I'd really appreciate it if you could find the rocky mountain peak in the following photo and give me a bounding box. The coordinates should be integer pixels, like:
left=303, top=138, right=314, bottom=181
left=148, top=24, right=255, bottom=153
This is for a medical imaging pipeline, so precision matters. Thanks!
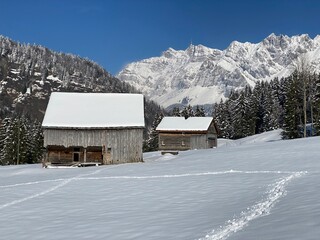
left=117, top=34, right=320, bottom=109
left=186, top=44, right=213, bottom=57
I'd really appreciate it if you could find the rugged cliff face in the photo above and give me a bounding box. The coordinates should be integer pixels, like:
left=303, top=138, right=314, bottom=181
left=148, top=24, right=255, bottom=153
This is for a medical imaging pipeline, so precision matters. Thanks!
left=117, top=34, right=320, bottom=109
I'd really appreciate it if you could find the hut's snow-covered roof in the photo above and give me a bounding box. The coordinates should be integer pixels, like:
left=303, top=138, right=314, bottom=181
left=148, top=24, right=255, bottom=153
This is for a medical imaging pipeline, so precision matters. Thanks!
left=42, top=92, right=145, bottom=129
left=156, top=117, right=213, bottom=131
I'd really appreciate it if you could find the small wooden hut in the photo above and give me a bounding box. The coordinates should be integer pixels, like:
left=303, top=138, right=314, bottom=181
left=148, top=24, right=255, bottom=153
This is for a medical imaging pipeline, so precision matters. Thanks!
left=156, top=117, right=218, bottom=151
left=42, top=92, right=145, bottom=166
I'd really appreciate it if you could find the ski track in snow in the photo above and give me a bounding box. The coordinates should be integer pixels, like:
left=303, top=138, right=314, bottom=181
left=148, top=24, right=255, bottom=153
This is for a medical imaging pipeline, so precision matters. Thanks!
left=197, top=171, right=306, bottom=240
left=0, top=165, right=120, bottom=210
left=75, top=170, right=303, bottom=180
left=0, top=177, right=74, bottom=210
left=0, top=170, right=298, bottom=189
left=0, top=167, right=307, bottom=240
left=0, top=178, right=68, bottom=189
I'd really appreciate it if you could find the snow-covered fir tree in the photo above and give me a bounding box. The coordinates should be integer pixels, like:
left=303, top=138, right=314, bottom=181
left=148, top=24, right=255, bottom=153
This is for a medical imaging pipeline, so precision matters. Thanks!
left=313, top=74, right=320, bottom=135
left=25, top=120, right=44, bottom=164
left=171, top=107, right=181, bottom=116
left=144, top=112, right=164, bottom=152
left=282, top=72, right=302, bottom=139
left=194, top=105, right=206, bottom=117
left=181, top=105, right=194, bottom=119
left=0, top=116, right=44, bottom=165
left=214, top=71, right=320, bottom=140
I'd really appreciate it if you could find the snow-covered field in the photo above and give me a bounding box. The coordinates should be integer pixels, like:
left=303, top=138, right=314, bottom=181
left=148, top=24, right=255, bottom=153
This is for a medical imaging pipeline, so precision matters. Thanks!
left=1, top=130, right=319, bottom=240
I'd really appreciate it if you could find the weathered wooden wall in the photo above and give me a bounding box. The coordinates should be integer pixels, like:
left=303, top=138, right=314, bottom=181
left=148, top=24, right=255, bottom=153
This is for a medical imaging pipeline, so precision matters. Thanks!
left=47, top=149, right=75, bottom=164
left=44, top=128, right=144, bottom=164
left=158, top=133, right=190, bottom=151
left=159, top=132, right=217, bottom=151
left=208, top=121, right=218, bottom=134
left=190, top=135, right=207, bottom=149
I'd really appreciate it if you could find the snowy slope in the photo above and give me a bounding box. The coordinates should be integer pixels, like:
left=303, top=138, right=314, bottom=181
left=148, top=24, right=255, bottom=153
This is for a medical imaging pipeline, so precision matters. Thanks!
left=218, top=129, right=283, bottom=147
left=1, top=131, right=320, bottom=240
left=117, top=34, right=320, bottom=108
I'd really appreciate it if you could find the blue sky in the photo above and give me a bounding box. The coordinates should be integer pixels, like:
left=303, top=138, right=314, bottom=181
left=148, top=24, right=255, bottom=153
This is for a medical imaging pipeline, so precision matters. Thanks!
left=1, top=0, right=319, bottom=74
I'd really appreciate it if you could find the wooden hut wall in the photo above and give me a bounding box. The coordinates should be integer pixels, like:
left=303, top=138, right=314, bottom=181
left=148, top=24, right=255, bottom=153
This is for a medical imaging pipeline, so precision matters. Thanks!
left=44, top=128, right=144, bottom=164
left=208, top=121, right=217, bottom=134
left=207, top=133, right=217, bottom=148
left=159, top=132, right=218, bottom=151
left=158, top=133, right=191, bottom=151
left=190, top=135, right=208, bottom=149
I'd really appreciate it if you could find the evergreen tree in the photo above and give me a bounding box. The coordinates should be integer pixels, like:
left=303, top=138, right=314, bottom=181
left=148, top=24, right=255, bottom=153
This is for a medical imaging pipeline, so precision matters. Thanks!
left=314, top=74, right=320, bottom=135
left=270, top=78, right=285, bottom=128
left=171, top=107, right=181, bottom=116
left=11, top=117, right=28, bottom=164
left=0, top=116, right=44, bottom=165
left=25, top=120, right=44, bottom=163
left=181, top=105, right=194, bottom=119
left=221, top=99, right=234, bottom=139
left=254, top=81, right=269, bottom=133
left=144, top=112, right=164, bottom=152
left=262, top=82, right=280, bottom=131
left=231, top=91, right=252, bottom=139
left=194, top=105, right=205, bottom=117
left=0, top=118, right=15, bottom=165
left=307, top=73, right=317, bottom=136
left=0, top=118, right=11, bottom=165
left=282, top=73, right=302, bottom=139
left=213, top=100, right=225, bottom=138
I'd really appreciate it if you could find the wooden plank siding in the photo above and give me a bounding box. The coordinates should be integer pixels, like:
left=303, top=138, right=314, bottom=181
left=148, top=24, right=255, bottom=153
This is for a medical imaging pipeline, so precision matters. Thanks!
left=157, top=120, right=218, bottom=151
left=158, top=132, right=217, bottom=151
left=158, top=133, right=191, bottom=151
left=43, top=128, right=144, bottom=165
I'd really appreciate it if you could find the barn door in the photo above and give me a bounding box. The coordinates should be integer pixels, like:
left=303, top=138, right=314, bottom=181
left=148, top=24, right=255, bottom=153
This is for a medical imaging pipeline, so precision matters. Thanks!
left=106, top=148, right=112, bottom=164
left=207, top=137, right=216, bottom=148
left=103, top=145, right=112, bottom=164
left=73, top=147, right=81, bottom=162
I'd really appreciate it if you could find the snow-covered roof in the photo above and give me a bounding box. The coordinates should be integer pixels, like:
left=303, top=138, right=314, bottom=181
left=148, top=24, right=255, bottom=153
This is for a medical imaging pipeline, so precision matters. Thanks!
left=42, top=92, right=145, bottom=129
left=156, top=117, right=213, bottom=131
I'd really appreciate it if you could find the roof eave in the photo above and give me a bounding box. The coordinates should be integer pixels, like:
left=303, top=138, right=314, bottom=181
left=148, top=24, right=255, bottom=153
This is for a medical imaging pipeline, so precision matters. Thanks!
left=42, top=126, right=145, bottom=130
left=157, top=130, right=208, bottom=134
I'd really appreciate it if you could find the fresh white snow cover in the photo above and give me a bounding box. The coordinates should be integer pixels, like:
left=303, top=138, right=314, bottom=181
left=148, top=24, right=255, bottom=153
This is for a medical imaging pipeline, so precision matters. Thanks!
left=156, top=117, right=213, bottom=131
left=46, top=75, right=62, bottom=82
left=42, top=92, right=145, bottom=128
left=1, top=130, right=320, bottom=240
left=218, top=129, right=283, bottom=147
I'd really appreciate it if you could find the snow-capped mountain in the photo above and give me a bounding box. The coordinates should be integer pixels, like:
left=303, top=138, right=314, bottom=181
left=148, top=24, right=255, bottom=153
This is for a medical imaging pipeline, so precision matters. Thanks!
left=117, top=34, right=320, bottom=108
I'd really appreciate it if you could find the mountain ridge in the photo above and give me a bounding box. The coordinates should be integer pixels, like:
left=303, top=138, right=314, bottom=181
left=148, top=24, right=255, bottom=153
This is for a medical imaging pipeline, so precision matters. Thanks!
left=117, top=33, right=320, bottom=109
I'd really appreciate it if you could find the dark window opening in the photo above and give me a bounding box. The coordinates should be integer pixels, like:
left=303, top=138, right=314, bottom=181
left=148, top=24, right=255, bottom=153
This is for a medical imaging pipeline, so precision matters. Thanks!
left=74, top=147, right=80, bottom=152
left=73, top=153, right=80, bottom=162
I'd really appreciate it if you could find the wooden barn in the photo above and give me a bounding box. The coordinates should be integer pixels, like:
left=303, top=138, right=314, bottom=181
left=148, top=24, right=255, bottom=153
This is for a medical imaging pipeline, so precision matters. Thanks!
left=156, top=117, right=218, bottom=151
left=42, top=92, right=145, bottom=166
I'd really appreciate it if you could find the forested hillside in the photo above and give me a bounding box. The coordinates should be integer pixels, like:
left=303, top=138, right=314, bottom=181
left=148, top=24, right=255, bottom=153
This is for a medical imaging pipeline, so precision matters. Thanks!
left=0, top=36, right=132, bottom=118
left=213, top=71, right=320, bottom=139
left=0, top=35, right=161, bottom=164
